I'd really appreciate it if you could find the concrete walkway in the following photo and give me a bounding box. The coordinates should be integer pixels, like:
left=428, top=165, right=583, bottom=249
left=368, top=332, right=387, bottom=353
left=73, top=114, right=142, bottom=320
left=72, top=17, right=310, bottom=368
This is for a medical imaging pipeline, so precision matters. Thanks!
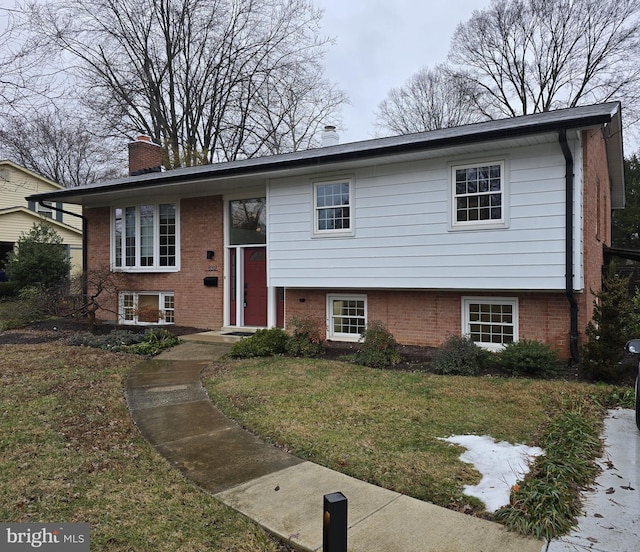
left=124, top=340, right=543, bottom=552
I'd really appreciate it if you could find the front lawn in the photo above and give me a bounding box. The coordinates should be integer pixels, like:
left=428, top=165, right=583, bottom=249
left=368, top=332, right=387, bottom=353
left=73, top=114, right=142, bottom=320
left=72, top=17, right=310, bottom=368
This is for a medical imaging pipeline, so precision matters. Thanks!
left=0, top=343, right=287, bottom=551
left=204, top=356, right=632, bottom=537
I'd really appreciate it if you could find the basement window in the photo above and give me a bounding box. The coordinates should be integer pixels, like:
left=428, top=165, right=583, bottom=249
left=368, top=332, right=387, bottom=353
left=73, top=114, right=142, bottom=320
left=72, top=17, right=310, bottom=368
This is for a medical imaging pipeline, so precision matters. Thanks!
left=327, top=294, right=366, bottom=341
left=119, top=292, right=175, bottom=325
left=462, top=297, right=518, bottom=350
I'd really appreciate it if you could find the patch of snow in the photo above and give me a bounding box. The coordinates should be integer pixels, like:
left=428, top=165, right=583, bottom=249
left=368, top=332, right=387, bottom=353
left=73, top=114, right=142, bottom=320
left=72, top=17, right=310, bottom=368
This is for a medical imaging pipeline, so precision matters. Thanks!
left=441, top=435, right=544, bottom=512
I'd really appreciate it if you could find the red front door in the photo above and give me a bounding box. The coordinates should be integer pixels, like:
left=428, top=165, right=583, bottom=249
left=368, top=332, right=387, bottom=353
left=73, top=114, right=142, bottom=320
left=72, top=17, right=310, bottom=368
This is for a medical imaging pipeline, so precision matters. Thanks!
left=243, top=247, right=267, bottom=326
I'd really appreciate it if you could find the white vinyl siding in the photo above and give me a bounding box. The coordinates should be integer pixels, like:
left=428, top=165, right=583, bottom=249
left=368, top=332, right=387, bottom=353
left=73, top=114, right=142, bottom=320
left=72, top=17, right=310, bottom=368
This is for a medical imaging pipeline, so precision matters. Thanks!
left=0, top=163, right=82, bottom=230
left=268, top=139, right=581, bottom=292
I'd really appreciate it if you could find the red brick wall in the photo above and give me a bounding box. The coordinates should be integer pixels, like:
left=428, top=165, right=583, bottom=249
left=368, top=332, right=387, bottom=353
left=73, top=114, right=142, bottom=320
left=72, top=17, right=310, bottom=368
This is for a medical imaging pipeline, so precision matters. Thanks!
left=285, top=289, right=572, bottom=355
left=84, top=196, right=224, bottom=328
left=283, top=130, right=613, bottom=360
left=85, top=128, right=611, bottom=358
left=579, top=128, right=611, bottom=334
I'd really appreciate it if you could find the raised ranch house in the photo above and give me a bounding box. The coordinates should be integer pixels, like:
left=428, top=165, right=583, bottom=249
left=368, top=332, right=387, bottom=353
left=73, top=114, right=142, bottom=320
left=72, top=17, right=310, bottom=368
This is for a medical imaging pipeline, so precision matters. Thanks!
left=27, top=103, right=624, bottom=361
left=0, top=160, right=83, bottom=275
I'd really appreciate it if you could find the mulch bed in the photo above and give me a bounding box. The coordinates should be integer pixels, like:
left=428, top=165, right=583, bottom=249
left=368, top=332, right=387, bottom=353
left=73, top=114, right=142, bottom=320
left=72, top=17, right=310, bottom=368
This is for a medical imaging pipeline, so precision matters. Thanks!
left=0, top=318, right=204, bottom=346
left=0, top=318, right=611, bottom=382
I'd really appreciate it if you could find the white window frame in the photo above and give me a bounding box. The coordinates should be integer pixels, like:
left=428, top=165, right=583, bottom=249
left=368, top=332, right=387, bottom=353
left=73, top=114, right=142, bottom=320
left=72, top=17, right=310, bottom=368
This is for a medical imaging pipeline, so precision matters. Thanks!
left=111, top=202, right=180, bottom=272
left=37, top=203, right=53, bottom=218
left=462, top=296, right=518, bottom=350
left=313, top=178, right=354, bottom=237
left=118, top=291, right=175, bottom=325
left=449, top=160, right=508, bottom=230
left=327, top=294, right=367, bottom=341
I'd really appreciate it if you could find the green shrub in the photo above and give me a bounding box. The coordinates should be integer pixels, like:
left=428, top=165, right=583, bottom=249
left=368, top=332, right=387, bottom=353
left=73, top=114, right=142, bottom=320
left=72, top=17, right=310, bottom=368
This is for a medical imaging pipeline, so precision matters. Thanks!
left=431, top=335, right=487, bottom=376
left=581, top=266, right=636, bottom=383
left=0, top=285, right=50, bottom=327
left=67, top=328, right=180, bottom=355
left=285, top=316, right=326, bottom=358
left=498, top=340, right=560, bottom=378
left=496, top=405, right=602, bottom=540
left=0, top=281, right=18, bottom=298
left=353, top=320, right=402, bottom=368
left=228, top=328, right=289, bottom=358
left=5, top=221, right=70, bottom=291
left=128, top=328, right=181, bottom=355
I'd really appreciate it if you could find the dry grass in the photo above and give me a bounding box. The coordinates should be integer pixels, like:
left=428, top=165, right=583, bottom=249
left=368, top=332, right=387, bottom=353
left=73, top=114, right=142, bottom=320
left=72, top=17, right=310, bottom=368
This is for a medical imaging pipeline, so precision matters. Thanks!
left=204, top=356, right=614, bottom=515
left=0, top=343, right=286, bottom=551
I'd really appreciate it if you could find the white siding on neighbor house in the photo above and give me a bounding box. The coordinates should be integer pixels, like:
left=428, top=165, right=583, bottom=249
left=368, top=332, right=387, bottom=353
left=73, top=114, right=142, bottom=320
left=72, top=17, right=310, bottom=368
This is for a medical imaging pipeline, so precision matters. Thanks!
left=0, top=211, right=47, bottom=243
left=0, top=211, right=84, bottom=274
left=267, top=140, right=580, bottom=291
left=0, top=163, right=83, bottom=231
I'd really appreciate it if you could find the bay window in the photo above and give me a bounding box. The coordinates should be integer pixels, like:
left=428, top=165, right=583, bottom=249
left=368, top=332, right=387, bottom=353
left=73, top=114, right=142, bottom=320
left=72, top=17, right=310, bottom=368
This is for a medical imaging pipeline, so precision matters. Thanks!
left=113, top=202, right=178, bottom=270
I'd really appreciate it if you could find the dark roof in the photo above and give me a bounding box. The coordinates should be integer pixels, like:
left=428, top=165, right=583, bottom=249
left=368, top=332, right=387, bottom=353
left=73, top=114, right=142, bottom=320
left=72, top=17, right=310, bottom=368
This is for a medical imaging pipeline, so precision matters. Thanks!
left=28, top=102, right=624, bottom=205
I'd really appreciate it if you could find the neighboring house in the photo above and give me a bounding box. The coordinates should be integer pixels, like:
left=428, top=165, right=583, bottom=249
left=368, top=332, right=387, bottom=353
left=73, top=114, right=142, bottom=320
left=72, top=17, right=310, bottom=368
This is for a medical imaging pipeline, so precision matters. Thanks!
left=0, top=160, right=84, bottom=275
left=27, top=103, right=625, bottom=361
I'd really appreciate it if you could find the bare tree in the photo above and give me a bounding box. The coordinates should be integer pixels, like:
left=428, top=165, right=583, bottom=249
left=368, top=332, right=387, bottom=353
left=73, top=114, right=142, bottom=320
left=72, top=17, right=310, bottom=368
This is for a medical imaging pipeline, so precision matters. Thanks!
left=0, top=107, right=125, bottom=187
left=449, top=0, right=640, bottom=120
left=375, top=64, right=483, bottom=136
left=244, top=64, right=347, bottom=154
left=63, top=265, right=127, bottom=330
left=19, top=0, right=346, bottom=168
left=0, top=3, right=60, bottom=117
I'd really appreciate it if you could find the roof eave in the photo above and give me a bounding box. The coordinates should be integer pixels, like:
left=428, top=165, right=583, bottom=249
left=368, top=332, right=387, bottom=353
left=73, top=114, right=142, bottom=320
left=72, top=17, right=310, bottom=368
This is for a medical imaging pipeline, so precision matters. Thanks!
left=26, top=103, right=623, bottom=205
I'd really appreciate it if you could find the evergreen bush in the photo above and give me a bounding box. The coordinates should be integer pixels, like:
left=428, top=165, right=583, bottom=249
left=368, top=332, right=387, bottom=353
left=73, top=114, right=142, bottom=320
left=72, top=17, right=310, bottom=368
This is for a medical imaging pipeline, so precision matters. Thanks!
left=581, top=266, right=635, bottom=383
left=498, top=339, right=560, bottom=378
left=353, top=320, right=402, bottom=368
left=5, top=222, right=70, bottom=291
left=0, top=281, right=18, bottom=298
left=431, top=335, right=487, bottom=376
left=228, top=328, right=289, bottom=358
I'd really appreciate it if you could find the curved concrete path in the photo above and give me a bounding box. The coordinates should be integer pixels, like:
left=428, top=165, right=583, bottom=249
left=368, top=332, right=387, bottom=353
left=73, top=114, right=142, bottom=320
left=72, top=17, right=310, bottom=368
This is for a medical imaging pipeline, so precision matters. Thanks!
left=124, top=341, right=542, bottom=552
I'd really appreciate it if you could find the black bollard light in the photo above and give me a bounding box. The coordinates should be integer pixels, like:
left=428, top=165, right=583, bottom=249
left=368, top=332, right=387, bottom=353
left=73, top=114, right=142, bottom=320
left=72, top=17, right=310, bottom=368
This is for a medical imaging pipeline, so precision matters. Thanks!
left=323, top=492, right=347, bottom=552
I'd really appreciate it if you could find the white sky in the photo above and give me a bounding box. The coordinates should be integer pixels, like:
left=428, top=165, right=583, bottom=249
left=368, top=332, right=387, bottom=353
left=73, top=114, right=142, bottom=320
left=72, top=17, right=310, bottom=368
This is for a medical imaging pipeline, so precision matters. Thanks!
left=314, top=0, right=491, bottom=143
left=0, top=0, right=490, bottom=146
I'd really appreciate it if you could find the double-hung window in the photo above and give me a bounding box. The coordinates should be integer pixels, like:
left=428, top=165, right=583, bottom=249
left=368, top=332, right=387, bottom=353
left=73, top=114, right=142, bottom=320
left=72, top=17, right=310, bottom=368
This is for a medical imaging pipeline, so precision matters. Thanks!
left=327, top=294, right=366, bottom=341
left=314, top=179, right=353, bottom=235
left=462, top=297, right=518, bottom=350
left=452, top=161, right=506, bottom=229
left=113, top=202, right=178, bottom=270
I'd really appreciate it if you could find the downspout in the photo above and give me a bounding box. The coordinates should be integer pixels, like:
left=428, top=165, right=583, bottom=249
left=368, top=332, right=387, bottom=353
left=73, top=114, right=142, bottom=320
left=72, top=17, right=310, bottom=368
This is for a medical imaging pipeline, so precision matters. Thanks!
left=39, top=201, right=88, bottom=308
left=558, top=130, right=580, bottom=363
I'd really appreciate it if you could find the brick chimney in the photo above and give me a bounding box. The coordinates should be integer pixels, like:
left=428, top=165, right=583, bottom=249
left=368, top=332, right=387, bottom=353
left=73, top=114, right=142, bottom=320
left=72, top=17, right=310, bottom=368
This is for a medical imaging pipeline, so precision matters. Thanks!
left=128, top=135, right=163, bottom=176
